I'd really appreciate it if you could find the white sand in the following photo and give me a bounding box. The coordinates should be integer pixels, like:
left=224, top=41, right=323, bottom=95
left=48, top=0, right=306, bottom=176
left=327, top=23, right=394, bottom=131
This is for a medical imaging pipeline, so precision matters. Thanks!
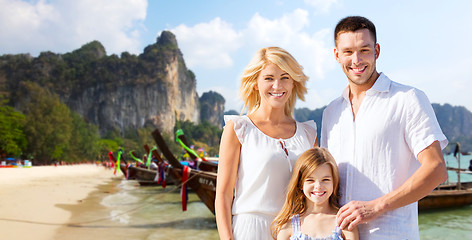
left=0, top=165, right=117, bottom=240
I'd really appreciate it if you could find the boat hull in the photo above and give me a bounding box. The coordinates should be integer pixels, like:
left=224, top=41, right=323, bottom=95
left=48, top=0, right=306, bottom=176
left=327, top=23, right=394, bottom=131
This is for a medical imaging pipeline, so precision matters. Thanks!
left=419, top=182, right=472, bottom=210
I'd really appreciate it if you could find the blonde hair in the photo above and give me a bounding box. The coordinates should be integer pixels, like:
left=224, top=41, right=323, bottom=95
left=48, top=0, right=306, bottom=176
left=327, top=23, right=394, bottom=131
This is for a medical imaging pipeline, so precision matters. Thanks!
left=239, top=46, right=308, bottom=117
left=271, top=147, right=341, bottom=239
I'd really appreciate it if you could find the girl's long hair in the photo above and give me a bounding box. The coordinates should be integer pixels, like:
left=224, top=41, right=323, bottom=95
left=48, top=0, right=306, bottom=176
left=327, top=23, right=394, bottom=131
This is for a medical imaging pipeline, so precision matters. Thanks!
left=271, top=147, right=341, bottom=239
left=239, top=46, right=308, bottom=117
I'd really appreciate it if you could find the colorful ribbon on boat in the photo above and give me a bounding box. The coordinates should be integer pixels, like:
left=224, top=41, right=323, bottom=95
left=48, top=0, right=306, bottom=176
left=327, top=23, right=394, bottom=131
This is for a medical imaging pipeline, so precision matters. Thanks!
left=158, top=162, right=167, bottom=188
left=181, top=165, right=190, bottom=211
left=108, top=151, right=115, bottom=169
left=175, top=129, right=207, bottom=162
left=146, top=146, right=158, bottom=168
left=153, top=162, right=167, bottom=188
left=129, top=151, right=144, bottom=164
left=125, top=162, right=131, bottom=179
left=114, top=150, right=122, bottom=175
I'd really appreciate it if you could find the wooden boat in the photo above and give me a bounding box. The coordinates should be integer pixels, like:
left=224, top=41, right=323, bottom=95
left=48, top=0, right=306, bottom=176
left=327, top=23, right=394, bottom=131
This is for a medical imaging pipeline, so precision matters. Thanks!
left=152, top=128, right=217, bottom=214
left=419, top=181, right=472, bottom=210
left=125, top=164, right=178, bottom=186
left=419, top=145, right=472, bottom=210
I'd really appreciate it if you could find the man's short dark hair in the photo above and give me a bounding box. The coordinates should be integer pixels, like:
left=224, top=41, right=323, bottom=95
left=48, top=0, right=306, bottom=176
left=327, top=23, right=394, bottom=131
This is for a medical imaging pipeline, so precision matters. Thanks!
left=334, top=16, right=376, bottom=46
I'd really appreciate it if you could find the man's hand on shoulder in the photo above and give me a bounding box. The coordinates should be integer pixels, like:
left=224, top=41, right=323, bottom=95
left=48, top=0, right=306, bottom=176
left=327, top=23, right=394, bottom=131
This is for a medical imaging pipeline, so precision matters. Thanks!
left=336, top=199, right=385, bottom=230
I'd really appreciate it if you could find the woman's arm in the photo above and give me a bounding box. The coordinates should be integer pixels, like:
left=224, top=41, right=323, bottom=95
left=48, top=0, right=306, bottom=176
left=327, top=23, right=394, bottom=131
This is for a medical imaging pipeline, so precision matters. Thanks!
left=215, top=120, right=241, bottom=240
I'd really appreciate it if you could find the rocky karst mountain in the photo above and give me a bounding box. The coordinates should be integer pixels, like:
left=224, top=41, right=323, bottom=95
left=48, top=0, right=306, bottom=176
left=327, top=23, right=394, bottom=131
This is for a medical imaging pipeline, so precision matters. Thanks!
left=0, top=31, right=224, bottom=135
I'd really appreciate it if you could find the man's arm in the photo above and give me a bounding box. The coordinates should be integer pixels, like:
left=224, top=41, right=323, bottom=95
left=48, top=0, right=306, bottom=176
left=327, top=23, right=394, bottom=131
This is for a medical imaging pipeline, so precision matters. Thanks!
left=336, top=140, right=447, bottom=230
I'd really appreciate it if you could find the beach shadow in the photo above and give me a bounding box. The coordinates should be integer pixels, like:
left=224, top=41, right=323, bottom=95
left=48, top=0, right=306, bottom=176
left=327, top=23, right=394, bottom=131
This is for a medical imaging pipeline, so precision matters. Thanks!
left=68, top=217, right=216, bottom=230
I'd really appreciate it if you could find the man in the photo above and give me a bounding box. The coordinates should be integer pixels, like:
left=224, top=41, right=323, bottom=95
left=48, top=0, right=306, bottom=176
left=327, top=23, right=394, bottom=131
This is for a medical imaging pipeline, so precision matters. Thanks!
left=320, top=16, right=448, bottom=239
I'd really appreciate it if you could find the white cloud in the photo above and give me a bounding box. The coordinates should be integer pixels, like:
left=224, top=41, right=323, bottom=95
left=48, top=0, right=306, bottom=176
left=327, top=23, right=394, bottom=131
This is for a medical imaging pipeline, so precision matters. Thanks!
left=0, top=0, right=147, bottom=55
left=304, top=0, right=339, bottom=13
left=174, top=9, right=336, bottom=111
left=243, top=9, right=334, bottom=80
left=170, top=18, right=241, bottom=69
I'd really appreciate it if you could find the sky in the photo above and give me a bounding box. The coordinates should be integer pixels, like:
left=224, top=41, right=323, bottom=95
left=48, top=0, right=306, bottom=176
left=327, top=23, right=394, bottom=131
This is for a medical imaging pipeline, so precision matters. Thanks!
left=1, top=0, right=471, bottom=112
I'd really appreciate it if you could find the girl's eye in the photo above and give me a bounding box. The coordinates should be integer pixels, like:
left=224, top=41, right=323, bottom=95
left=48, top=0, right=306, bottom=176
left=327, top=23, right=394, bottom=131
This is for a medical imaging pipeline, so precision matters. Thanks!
left=264, top=77, right=273, bottom=81
left=281, top=76, right=290, bottom=80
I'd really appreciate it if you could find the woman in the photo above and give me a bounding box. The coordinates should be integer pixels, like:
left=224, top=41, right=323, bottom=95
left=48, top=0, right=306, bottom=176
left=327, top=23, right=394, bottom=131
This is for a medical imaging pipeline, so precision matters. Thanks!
left=215, top=46, right=318, bottom=239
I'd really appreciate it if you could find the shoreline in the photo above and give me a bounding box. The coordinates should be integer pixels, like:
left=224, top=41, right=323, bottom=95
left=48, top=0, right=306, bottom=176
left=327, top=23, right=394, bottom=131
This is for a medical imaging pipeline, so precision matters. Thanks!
left=0, top=164, right=119, bottom=240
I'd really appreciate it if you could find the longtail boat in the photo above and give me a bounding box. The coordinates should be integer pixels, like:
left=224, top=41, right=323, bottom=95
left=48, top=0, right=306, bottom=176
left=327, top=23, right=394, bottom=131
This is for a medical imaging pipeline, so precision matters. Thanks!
left=122, top=145, right=175, bottom=186
left=152, top=128, right=217, bottom=214
left=418, top=181, right=472, bottom=210
left=419, top=143, right=472, bottom=210
left=108, top=151, right=132, bottom=179
left=175, top=129, right=218, bottom=172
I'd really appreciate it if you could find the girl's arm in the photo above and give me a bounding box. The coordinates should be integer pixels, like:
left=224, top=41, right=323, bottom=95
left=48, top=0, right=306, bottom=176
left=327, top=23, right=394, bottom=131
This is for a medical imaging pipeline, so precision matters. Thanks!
left=215, top=120, right=241, bottom=240
left=342, top=226, right=359, bottom=240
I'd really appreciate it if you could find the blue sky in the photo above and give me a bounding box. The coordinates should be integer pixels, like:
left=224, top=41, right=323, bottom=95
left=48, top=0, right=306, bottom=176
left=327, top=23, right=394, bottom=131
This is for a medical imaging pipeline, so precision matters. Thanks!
left=1, top=0, right=471, bottom=112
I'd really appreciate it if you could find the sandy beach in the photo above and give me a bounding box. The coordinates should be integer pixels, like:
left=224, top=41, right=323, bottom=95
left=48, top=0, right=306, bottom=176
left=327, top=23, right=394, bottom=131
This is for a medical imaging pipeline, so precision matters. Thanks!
left=0, top=164, right=117, bottom=240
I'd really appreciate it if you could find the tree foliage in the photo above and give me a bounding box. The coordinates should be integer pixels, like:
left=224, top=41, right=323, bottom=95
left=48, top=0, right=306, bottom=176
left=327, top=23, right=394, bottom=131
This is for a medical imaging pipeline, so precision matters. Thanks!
left=0, top=100, right=26, bottom=157
left=66, top=112, right=101, bottom=162
left=21, top=82, right=72, bottom=164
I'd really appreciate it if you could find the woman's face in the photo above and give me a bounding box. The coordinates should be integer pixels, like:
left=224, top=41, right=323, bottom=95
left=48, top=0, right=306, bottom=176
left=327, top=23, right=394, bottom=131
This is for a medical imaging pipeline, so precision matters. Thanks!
left=255, top=62, right=294, bottom=110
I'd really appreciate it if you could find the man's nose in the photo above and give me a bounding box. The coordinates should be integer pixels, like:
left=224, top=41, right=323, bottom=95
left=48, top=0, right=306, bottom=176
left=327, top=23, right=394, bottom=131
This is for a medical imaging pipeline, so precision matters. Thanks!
left=352, top=51, right=361, bottom=65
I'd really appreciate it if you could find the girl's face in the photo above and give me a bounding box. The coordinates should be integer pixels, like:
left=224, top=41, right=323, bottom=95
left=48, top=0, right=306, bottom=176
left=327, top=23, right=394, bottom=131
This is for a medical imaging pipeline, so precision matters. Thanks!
left=302, top=163, right=334, bottom=207
left=255, top=62, right=294, bottom=110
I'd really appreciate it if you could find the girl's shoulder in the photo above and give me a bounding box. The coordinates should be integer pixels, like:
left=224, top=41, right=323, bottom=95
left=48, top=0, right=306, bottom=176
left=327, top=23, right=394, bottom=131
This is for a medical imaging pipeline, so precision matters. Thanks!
left=341, top=226, right=359, bottom=240
left=277, top=220, right=294, bottom=240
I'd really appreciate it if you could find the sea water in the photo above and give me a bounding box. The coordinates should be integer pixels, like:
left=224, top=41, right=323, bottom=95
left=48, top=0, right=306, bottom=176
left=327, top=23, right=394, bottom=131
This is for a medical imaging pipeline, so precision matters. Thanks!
left=419, top=154, right=472, bottom=239
left=83, top=154, right=472, bottom=240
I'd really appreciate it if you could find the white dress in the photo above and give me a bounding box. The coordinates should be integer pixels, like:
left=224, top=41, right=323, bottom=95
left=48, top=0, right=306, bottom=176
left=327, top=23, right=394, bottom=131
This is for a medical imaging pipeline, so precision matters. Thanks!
left=224, top=115, right=317, bottom=240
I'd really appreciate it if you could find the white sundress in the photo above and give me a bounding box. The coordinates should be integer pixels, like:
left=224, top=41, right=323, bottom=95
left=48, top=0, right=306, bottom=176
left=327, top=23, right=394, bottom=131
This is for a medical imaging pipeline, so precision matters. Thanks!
left=224, top=115, right=317, bottom=240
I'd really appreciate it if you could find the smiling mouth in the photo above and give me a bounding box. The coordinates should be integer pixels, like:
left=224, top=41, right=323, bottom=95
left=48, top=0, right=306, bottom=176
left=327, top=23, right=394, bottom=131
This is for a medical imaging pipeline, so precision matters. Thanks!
left=269, top=92, right=285, bottom=97
left=351, top=66, right=367, bottom=74
left=312, top=191, right=326, bottom=197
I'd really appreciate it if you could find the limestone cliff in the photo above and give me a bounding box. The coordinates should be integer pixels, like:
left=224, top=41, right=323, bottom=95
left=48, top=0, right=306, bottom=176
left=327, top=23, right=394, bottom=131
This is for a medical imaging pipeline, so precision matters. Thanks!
left=200, top=91, right=225, bottom=129
left=0, top=31, right=202, bottom=135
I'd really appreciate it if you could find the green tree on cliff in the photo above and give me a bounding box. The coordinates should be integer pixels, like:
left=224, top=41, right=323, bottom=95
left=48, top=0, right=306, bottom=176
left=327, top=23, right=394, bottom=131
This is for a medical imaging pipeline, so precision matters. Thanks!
left=0, top=100, right=26, bottom=157
left=21, top=82, right=72, bottom=164
left=66, top=112, right=101, bottom=162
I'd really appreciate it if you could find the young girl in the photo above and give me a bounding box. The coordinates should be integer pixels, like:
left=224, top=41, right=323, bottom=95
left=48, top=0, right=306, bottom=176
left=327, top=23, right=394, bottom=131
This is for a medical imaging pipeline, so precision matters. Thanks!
left=272, top=147, right=358, bottom=240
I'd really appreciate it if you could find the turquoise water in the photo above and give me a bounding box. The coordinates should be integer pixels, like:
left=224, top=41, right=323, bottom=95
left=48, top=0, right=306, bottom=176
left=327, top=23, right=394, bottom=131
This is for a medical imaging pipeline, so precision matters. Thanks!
left=419, top=154, right=472, bottom=239
left=70, top=154, right=472, bottom=239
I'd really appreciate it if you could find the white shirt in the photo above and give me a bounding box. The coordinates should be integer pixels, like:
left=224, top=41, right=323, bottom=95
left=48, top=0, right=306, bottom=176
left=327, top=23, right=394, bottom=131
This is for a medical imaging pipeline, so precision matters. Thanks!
left=321, top=73, right=448, bottom=240
left=224, top=115, right=317, bottom=216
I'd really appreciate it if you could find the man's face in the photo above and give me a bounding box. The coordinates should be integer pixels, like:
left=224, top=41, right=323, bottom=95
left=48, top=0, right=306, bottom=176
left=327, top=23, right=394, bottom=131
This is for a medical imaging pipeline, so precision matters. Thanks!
left=334, top=29, right=380, bottom=87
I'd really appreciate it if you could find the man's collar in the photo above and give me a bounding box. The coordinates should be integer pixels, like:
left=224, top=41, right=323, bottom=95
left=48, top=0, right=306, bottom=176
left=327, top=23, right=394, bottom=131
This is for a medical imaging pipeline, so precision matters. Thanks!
left=342, top=72, right=391, bottom=101
left=368, top=72, right=390, bottom=94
